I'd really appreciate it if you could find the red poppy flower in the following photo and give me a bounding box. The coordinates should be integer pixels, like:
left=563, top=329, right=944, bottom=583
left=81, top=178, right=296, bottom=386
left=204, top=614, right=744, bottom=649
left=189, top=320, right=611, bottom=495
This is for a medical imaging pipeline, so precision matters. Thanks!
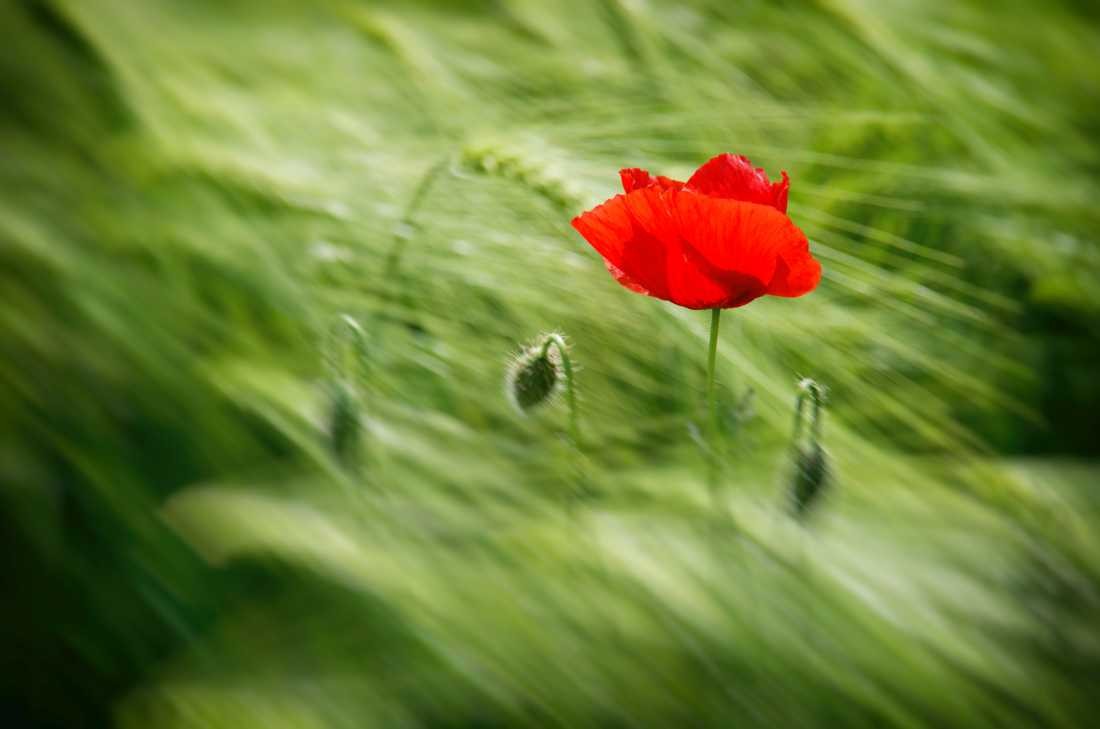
left=571, top=153, right=821, bottom=309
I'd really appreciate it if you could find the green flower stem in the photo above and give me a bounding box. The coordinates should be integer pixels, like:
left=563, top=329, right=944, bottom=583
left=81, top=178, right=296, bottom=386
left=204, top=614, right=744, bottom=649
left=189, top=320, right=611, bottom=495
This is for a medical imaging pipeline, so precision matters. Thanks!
left=706, top=308, right=722, bottom=496
left=540, top=333, right=580, bottom=448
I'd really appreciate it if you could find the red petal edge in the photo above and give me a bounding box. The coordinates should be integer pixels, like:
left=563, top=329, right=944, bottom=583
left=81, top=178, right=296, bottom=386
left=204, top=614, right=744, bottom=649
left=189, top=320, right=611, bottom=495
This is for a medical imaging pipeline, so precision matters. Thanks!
left=620, top=168, right=684, bottom=193
left=604, top=260, right=649, bottom=294
left=767, top=243, right=821, bottom=297
left=685, top=153, right=790, bottom=213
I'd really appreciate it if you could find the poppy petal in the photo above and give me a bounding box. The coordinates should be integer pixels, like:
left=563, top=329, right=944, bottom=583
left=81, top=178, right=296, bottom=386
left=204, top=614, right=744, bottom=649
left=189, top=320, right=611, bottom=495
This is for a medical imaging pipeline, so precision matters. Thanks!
left=572, top=188, right=777, bottom=309
left=685, top=153, right=790, bottom=213
left=618, top=188, right=751, bottom=308
left=604, top=260, right=650, bottom=294
left=572, top=190, right=669, bottom=301
left=620, top=168, right=684, bottom=193
left=767, top=245, right=822, bottom=297
left=572, top=188, right=761, bottom=307
left=620, top=168, right=655, bottom=193
left=671, top=191, right=813, bottom=301
left=576, top=155, right=820, bottom=309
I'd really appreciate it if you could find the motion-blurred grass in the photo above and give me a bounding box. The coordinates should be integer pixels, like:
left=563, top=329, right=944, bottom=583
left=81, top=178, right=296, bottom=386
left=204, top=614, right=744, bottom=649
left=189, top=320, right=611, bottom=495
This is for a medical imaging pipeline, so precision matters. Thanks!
left=2, top=0, right=1100, bottom=726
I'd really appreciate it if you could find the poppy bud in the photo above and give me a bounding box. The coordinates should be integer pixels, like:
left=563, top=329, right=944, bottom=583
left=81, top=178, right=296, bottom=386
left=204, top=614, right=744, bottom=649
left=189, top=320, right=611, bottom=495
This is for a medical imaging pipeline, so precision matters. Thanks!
left=505, top=334, right=565, bottom=413
left=787, top=378, right=831, bottom=517
left=328, top=379, right=361, bottom=466
left=324, top=315, right=368, bottom=469
left=790, top=441, right=829, bottom=516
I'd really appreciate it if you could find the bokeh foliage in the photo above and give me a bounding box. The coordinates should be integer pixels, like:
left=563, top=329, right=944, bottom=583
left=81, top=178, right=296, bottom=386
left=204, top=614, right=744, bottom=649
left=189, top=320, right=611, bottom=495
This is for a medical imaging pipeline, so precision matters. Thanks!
left=2, top=0, right=1099, bottom=726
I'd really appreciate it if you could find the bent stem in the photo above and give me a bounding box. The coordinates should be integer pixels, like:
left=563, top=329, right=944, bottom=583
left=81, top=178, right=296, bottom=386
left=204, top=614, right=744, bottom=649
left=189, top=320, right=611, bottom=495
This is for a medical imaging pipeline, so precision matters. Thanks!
left=384, top=156, right=449, bottom=276
left=540, top=333, right=580, bottom=448
left=705, top=308, right=722, bottom=501
left=792, top=378, right=825, bottom=449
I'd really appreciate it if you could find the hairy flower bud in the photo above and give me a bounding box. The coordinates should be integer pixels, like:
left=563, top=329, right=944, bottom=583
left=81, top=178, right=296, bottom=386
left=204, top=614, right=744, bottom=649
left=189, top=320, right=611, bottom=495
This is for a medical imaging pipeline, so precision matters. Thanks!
left=790, top=442, right=829, bottom=516
left=323, top=314, right=369, bottom=469
left=328, top=379, right=361, bottom=466
left=505, top=335, right=564, bottom=413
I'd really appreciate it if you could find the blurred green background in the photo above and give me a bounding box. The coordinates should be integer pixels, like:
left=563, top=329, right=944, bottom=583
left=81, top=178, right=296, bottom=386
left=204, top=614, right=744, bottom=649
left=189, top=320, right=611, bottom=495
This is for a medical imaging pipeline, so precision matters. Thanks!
left=2, top=0, right=1100, bottom=726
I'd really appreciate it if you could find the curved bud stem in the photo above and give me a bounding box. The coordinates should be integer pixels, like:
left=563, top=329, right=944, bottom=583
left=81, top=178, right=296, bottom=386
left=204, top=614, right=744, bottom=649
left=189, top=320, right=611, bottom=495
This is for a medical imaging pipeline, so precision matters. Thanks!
left=540, top=333, right=580, bottom=448
left=810, top=387, right=824, bottom=443
left=327, top=314, right=369, bottom=382
left=385, top=156, right=449, bottom=276
left=798, top=378, right=826, bottom=444
left=339, top=314, right=366, bottom=380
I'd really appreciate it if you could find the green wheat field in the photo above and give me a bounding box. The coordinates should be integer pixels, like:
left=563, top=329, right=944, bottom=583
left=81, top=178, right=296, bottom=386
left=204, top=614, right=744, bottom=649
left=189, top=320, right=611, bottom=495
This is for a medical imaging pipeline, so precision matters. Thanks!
left=2, top=0, right=1100, bottom=726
